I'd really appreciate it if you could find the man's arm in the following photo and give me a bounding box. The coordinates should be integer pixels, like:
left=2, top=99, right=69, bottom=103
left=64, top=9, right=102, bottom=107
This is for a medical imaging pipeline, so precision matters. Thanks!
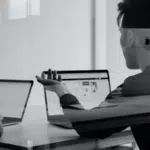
left=60, top=94, right=84, bottom=110
left=105, top=84, right=124, bottom=102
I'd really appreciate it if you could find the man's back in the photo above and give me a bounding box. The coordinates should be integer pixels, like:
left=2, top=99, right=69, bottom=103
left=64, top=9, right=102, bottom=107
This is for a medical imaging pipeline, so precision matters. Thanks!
left=123, top=66, right=150, bottom=96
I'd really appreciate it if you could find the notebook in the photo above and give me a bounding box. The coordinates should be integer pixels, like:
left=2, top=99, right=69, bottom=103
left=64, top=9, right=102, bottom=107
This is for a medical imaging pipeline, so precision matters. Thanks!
left=43, top=70, right=111, bottom=129
left=0, top=80, right=33, bottom=126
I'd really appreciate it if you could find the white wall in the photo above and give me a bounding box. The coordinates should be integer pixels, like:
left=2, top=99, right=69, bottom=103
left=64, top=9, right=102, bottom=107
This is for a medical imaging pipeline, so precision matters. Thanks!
left=95, top=0, right=107, bottom=69
left=0, top=0, right=140, bottom=106
left=0, top=0, right=91, bottom=105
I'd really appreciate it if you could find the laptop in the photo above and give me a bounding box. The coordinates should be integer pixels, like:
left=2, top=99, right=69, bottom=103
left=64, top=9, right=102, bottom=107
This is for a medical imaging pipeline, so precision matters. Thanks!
left=0, top=79, right=33, bottom=126
left=43, top=70, right=111, bottom=129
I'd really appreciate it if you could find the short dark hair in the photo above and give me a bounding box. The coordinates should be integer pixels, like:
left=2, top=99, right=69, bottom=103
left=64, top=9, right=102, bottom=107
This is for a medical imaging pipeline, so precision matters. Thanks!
left=117, top=0, right=150, bottom=28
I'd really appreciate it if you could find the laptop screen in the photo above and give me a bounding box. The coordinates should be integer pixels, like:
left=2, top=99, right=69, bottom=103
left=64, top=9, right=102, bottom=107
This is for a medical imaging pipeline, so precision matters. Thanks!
left=0, top=80, right=33, bottom=118
left=44, top=70, right=111, bottom=115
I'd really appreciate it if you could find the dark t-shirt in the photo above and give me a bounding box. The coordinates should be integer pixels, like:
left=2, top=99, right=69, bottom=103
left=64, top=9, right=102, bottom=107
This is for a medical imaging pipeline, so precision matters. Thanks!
left=60, top=67, right=150, bottom=137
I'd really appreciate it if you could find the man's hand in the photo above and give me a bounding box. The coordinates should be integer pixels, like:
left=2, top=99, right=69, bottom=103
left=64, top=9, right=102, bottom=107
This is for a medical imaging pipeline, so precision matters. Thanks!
left=36, top=69, right=70, bottom=98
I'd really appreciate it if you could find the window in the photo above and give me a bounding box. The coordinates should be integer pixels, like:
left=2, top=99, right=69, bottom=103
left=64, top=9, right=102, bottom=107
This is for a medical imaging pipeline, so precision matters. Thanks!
left=8, top=0, right=27, bottom=19
left=8, top=0, right=40, bottom=20
left=28, top=0, right=40, bottom=15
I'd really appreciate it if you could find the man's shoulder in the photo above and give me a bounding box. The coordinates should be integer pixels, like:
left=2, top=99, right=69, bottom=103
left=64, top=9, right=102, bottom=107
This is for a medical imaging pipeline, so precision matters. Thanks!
left=124, top=68, right=150, bottom=85
left=123, top=69, right=150, bottom=96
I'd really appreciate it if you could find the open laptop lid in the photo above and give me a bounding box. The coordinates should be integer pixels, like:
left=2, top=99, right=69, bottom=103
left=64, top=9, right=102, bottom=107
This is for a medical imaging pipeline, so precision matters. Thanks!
left=43, top=70, right=111, bottom=120
left=0, top=80, right=33, bottom=123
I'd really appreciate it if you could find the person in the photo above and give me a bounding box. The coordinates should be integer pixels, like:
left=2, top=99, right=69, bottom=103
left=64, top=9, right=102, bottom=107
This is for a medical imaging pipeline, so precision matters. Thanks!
left=36, top=0, right=150, bottom=149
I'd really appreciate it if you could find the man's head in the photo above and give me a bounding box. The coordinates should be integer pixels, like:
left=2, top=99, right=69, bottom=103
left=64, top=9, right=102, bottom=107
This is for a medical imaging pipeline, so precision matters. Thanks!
left=117, top=0, right=150, bottom=70
left=117, top=0, right=150, bottom=28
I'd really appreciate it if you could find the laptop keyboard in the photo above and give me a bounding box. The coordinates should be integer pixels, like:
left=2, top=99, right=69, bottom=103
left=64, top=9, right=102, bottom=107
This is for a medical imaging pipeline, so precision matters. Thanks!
left=2, top=117, right=21, bottom=125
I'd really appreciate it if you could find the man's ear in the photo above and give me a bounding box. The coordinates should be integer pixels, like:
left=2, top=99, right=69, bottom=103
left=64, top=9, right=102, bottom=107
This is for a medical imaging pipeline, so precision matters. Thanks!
left=144, top=37, right=150, bottom=51
left=134, top=29, right=150, bottom=51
